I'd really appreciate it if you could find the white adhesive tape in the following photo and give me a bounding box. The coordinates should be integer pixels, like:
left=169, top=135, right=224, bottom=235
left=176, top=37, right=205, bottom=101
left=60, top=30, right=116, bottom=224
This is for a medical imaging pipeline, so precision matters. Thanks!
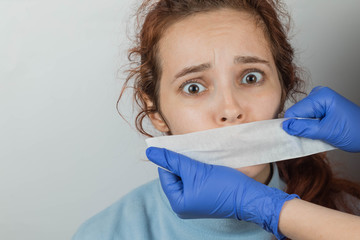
left=145, top=118, right=336, bottom=168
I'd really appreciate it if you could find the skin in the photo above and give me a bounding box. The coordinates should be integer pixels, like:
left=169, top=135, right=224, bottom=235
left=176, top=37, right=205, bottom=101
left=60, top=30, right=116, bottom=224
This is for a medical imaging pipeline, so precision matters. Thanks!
left=279, top=198, right=360, bottom=240
left=148, top=8, right=282, bottom=183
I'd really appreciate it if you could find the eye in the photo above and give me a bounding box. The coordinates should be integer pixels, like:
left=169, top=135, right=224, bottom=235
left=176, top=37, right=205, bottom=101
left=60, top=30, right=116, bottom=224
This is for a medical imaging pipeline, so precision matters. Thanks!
left=182, top=82, right=206, bottom=95
left=241, top=71, right=263, bottom=84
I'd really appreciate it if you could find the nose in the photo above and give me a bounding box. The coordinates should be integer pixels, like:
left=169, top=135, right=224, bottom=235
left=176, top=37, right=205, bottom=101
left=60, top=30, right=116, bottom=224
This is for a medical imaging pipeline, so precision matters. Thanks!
left=215, top=91, right=245, bottom=125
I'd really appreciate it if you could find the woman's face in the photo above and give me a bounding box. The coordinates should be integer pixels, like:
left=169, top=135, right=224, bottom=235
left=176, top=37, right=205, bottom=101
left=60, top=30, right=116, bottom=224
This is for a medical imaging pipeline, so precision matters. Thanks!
left=150, top=8, right=282, bottom=183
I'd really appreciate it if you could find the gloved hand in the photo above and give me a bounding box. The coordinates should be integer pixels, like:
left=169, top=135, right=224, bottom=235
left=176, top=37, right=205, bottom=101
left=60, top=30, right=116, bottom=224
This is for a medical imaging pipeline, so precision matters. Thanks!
left=282, top=86, right=360, bottom=152
left=146, top=147, right=299, bottom=240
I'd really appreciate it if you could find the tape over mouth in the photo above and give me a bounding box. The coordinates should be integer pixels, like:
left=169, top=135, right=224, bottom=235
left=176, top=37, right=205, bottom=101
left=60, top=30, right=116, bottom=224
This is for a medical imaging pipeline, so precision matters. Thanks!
left=145, top=118, right=336, bottom=168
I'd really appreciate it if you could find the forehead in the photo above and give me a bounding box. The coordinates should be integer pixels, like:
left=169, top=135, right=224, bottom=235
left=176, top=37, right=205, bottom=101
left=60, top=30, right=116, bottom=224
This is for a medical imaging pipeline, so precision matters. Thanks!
left=158, top=8, right=273, bottom=70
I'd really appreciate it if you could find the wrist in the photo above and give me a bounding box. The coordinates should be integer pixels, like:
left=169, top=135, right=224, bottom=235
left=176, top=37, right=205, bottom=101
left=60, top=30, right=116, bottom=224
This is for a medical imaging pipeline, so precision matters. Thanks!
left=236, top=184, right=299, bottom=240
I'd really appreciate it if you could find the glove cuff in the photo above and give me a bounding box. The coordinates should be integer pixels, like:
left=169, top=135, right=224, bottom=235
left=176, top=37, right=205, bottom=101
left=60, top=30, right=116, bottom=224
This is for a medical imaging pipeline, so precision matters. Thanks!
left=271, top=193, right=300, bottom=240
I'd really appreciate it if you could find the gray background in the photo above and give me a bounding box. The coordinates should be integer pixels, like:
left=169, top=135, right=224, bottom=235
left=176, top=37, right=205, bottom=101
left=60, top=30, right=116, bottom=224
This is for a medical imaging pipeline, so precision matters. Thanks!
left=0, top=0, right=359, bottom=239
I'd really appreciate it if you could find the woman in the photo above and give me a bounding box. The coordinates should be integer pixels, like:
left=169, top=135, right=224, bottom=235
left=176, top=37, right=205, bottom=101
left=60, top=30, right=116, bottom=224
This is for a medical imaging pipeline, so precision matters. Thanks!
left=73, top=0, right=360, bottom=239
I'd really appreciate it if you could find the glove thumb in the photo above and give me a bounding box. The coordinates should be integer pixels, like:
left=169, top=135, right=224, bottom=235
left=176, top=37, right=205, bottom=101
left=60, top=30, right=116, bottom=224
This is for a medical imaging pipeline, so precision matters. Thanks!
left=146, top=147, right=196, bottom=177
left=284, top=92, right=326, bottom=119
left=282, top=118, right=321, bottom=139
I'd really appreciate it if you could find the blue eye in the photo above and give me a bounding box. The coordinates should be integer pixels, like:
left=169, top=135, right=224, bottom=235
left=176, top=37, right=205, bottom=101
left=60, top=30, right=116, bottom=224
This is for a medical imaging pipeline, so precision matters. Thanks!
left=182, top=82, right=206, bottom=95
left=241, top=71, right=263, bottom=84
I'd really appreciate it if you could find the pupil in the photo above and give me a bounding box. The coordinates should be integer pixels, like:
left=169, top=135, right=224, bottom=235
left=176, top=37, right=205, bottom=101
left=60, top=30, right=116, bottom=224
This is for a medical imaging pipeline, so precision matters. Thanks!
left=188, top=84, right=199, bottom=93
left=246, top=74, right=257, bottom=83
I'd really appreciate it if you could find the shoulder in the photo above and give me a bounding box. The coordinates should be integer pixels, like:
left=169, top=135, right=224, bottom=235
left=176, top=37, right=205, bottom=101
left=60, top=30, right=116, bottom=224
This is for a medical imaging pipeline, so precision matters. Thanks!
left=72, top=179, right=163, bottom=240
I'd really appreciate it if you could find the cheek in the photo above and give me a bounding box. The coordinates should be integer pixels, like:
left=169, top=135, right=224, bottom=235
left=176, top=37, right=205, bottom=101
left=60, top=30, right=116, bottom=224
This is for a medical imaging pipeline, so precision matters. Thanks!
left=161, top=94, right=210, bottom=134
left=248, top=88, right=282, bottom=120
left=167, top=108, right=210, bottom=134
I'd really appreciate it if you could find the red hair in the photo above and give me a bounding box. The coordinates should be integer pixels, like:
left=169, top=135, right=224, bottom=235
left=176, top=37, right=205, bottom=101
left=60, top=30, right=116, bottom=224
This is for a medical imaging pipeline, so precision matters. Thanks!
left=117, top=0, right=360, bottom=229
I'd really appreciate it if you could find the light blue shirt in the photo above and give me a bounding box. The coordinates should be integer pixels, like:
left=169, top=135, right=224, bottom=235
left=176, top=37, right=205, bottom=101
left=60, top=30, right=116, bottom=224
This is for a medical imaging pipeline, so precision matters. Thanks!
left=73, top=163, right=285, bottom=240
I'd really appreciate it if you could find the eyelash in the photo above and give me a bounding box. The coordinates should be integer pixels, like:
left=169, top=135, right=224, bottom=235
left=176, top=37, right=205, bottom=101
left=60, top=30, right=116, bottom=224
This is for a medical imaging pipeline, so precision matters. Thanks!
left=178, top=68, right=266, bottom=95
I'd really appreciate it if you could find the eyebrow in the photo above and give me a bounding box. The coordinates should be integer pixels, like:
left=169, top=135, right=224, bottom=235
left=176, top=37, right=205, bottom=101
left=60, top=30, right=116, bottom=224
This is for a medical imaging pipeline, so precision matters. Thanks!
left=173, top=55, right=270, bottom=81
left=174, top=63, right=212, bottom=80
left=233, top=55, right=270, bottom=66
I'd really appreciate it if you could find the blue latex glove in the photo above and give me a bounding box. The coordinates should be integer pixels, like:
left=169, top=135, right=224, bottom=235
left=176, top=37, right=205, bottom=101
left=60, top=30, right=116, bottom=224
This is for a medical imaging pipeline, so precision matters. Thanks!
left=282, top=86, right=360, bottom=152
left=146, top=147, right=299, bottom=240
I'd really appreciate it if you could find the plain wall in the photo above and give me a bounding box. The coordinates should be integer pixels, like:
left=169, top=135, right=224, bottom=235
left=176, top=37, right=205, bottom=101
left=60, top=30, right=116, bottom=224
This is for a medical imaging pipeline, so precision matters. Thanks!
left=0, top=0, right=359, bottom=239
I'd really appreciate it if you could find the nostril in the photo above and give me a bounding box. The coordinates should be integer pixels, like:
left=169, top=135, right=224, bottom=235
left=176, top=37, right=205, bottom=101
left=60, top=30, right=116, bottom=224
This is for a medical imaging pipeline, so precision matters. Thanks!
left=237, top=114, right=241, bottom=119
left=221, top=117, right=227, bottom=122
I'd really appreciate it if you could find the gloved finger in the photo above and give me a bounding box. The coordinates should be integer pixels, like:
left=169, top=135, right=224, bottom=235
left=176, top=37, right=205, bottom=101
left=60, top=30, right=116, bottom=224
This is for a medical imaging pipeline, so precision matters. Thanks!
left=282, top=118, right=321, bottom=139
left=284, top=97, right=325, bottom=119
left=146, top=147, right=192, bottom=176
left=158, top=167, right=183, bottom=193
left=158, top=167, right=184, bottom=206
left=308, top=85, right=325, bottom=95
